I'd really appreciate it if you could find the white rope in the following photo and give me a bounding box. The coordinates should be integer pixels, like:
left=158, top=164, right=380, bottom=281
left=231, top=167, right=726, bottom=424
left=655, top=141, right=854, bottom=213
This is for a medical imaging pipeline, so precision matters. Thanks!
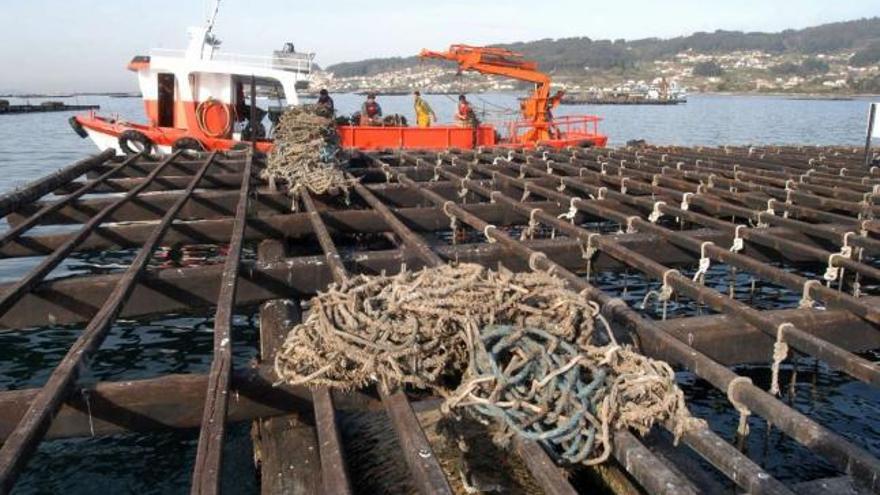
left=600, top=162, right=608, bottom=175
left=676, top=161, right=684, bottom=171
left=823, top=253, right=847, bottom=283
left=528, top=251, right=548, bottom=271
left=443, top=201, right=459, bottom=244
left=520, top=186, right=531, bottom=202
left=520, top=208, right=543, bottom=240
left=483, top=224, right=497, bottom=243
left=648, top=201, right=667, bottom=223
left=519, top=164, right=527, bottom=179
left=707, top=174, right=716, bottom=188
left=558, top=197, right=581, bottom=224
left=680, top=192, right=694, bottom=211
left=582, top=233, right=600, bottom=260
left=432, top=164, right=441, bottom=182
left=546, top=159, right=555, bottom=175
left=557, top=177, right=566, bottom=192
left=731, top=225, right=746, bottom=253
left=726, top=376, right=753, bottom=437
left=799, top=279, right=821, bottom=309
left=769, top=323, right=794, bottom=396
left=620, top=177, right=629, bottom=195
left=625, top=216, right=639, bottom=234
left=640, top=269, right=679, bottom=316
left=458, top=178, right=469, bottom=199
left=693, top=241, right=714, bottom=283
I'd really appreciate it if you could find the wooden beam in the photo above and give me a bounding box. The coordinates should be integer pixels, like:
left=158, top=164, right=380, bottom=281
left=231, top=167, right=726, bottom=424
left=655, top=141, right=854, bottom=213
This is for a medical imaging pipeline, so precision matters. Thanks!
left=0, top=366, right=382, bottom=443
left=251, top=239, right=324, bottom=495
left=0, top=202, right=560, bottom=258
left=0, top=232, right=828, bottom=330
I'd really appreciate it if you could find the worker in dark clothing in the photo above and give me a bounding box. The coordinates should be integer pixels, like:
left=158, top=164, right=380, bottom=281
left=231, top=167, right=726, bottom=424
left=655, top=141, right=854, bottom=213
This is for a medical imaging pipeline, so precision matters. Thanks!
left=547, top=90, right=565, bottom=138
left=316, top=89, right=335, bottom=116
left=360, top=93, right=383, bottom=125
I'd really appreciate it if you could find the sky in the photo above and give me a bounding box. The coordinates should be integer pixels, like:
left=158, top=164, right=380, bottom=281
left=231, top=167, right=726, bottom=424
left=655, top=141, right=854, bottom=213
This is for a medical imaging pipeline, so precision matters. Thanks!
left=0, top=0, right=878, bottom=93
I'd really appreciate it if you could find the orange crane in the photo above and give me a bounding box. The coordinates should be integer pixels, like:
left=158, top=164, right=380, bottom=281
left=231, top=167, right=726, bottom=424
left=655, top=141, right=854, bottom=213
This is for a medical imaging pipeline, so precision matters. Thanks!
left=419, top=44, right=563, bottom=144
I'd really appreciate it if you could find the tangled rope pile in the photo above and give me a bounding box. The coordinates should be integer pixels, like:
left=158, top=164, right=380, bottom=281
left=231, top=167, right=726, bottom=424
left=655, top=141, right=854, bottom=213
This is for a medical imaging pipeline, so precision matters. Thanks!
left=263, top=104, right=353, bottom=197
left=274, top=263, right=700, bottom=466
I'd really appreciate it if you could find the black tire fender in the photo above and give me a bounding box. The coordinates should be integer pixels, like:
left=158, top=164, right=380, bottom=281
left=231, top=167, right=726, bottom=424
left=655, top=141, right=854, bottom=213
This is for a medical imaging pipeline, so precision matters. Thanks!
left=118, top=130, right=155, bottom=155
left=171, top=137, right=205, bottom=153
left=68, top=116, right=88, bottom=139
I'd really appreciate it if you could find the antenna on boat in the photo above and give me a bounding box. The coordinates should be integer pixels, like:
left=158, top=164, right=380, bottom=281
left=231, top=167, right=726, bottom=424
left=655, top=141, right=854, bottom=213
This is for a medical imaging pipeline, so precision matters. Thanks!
left=205, top=0, right=222, bottom=38
left=187, top=0, right=222, bottom=60
left=203, top=0, right=222, bottom=51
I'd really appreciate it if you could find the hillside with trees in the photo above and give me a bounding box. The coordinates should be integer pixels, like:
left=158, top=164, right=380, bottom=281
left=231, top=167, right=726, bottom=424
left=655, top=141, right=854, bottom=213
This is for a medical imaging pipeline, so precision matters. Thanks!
left=328, top=18, right=880, bottom=77
left=322, top=17, right=880, bottom=94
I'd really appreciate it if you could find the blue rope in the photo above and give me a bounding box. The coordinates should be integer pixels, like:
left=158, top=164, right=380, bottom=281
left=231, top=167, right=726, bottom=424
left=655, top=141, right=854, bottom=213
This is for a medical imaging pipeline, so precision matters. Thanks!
left=463, top=324, right=611, bottom=465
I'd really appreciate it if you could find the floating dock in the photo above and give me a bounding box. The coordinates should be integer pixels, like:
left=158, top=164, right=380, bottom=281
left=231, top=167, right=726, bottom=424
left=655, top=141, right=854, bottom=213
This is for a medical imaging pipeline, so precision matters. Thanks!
left=561, top=96, right=684, bottom=105
left=0, top=144, right=877, bottom=494
left=0, top=101, right=99, bottom=114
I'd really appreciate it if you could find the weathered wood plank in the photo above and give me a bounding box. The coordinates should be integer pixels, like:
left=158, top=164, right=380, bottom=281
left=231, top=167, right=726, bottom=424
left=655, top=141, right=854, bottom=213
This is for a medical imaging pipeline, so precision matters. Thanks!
left=251, top=239, right=323, bottom=495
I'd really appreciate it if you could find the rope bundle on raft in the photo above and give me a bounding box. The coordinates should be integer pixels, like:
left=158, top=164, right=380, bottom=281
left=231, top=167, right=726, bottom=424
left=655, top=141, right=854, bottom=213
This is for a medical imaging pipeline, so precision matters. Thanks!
left=274, top=263, right=702, bottom=466
left=262, top=104, right=354, bottom=197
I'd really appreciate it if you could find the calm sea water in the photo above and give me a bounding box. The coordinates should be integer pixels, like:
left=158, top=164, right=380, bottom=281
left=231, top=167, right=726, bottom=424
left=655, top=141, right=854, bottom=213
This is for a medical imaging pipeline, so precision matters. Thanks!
left=0, top=93, right=877, bottom=493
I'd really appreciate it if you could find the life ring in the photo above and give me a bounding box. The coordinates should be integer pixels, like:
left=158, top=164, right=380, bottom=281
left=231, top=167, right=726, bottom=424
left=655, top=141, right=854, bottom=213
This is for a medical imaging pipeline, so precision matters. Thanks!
left=68, top=116, right=88, bottom=139
left=196, top=98, right=231, bottom=138
left=172, top=137, right=205, bottom=153
left=118, top=130, right=155, bottom=155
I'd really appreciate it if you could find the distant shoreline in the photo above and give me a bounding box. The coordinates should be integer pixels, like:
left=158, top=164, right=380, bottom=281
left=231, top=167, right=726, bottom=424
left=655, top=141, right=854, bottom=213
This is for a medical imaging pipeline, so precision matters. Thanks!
left=2, top=90, right=878, bottom=100
left=0, top=92, right=140, bottom=98
left=696, top=90, right=880, bottom=100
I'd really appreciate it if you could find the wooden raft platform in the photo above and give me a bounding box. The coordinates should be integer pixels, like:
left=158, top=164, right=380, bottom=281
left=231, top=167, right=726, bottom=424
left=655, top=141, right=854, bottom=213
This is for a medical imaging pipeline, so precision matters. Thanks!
left=0, top=143, right=877, bottom=494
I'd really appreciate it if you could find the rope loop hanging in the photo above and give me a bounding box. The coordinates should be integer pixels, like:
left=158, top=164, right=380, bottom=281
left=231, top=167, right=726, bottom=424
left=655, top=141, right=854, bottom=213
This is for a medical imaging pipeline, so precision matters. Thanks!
left=648, top=201, right=667, bottom=224
left=680, top=192, right=694, bottom=212
left=693, top=241, right=714, bottom=284
left=799, top=279, right=821, bottom=309
left=770, top=323, right=794, bottom=396
left=521, top=208, right=543, bottom=241
left=726, top=376, right=753, bottom=437
left=558, top=197, right=581, bottom=224
left=730, top=225, right=746, bottom=253
left=483, top=224, right=497, bottom=244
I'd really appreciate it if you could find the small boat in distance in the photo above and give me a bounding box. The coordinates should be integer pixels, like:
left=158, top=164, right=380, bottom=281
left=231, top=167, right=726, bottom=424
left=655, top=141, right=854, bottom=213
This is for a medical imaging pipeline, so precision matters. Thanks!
left=71, top=2, right=313, bottom=155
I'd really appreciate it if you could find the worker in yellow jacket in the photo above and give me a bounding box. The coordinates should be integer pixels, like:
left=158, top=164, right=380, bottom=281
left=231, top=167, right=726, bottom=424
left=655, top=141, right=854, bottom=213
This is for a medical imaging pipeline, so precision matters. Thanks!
left=413, top=91, right=436, bottom=128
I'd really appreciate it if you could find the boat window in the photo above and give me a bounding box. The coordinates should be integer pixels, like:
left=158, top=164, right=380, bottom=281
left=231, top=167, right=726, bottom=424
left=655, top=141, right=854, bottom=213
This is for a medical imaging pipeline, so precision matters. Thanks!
left=157, top=73, right=176, bottom=127
left=233, top=76, right=287, bottom=140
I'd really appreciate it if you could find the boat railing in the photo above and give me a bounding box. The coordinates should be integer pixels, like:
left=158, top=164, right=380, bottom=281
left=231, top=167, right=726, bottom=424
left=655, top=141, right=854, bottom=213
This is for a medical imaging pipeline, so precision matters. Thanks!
left=504, top=115, right=602, bottom=140
left=151, top=49, right=314, bottom=74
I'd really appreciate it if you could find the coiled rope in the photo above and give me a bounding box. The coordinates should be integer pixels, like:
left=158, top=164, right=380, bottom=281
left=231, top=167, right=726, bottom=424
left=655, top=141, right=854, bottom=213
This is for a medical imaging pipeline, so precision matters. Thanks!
left=274, top=263, right=701, bottom=466
left=263, top=104, right=353, bottom=198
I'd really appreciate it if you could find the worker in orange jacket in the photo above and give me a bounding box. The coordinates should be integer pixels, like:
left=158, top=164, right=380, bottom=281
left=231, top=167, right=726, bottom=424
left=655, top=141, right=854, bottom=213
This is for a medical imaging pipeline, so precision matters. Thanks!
left=455, top=94, right=477, bottom=128
left=360, top=93, right=383, bottom=125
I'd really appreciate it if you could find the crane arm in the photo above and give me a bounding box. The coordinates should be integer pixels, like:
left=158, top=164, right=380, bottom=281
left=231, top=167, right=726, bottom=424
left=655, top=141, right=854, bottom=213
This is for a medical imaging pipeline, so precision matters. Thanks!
left=419, top=44, right=557, bottom=143
left=419, top=46, right=550, bottom=87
